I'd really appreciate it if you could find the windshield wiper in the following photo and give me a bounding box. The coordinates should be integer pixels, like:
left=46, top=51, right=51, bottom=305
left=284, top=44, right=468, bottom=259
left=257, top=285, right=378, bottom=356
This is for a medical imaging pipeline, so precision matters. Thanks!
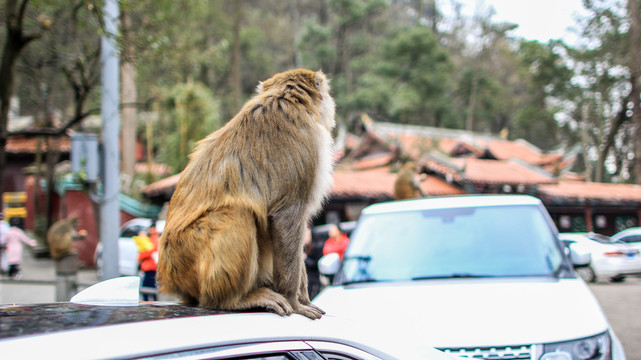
left=343, top=255, right=372, bottom=262
left=342, top=278, right=387, bottom=286
left=412, top=273, right=499, bottom=280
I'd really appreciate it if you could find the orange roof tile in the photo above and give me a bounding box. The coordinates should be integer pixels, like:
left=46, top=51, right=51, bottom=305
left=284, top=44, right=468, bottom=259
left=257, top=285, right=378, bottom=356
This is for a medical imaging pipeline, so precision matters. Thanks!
left=331, top=168, right=464, bottom=199
left=428, top=158, right=556, bottom=185
left=486, top=139, right=562, bottom=165
left=144, top=173, right=181, bottom=197
left=338, top=153, right=395, bottom=171
left=6, top=136, right=71, bottom=153
left=145, top=167, right=465, bottom=199
left=538, top=181, right=641, bottom=202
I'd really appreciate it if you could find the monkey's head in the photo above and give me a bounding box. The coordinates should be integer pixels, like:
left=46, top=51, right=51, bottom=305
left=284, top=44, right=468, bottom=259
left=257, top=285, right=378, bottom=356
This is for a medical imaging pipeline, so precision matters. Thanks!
left=256, top=69, right=336, bottom=131
left=401, top=161, right=418, bottom=172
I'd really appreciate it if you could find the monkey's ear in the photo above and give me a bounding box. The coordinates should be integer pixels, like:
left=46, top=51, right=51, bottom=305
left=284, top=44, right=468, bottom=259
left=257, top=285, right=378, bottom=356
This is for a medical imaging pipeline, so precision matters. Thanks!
left=256, top=81, right=264, bottom=94
left=315, top=70, right=330, bottom=92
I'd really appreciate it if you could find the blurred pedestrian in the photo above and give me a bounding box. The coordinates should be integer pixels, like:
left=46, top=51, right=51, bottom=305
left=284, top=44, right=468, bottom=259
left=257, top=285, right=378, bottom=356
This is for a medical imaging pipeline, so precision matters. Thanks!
left=2, top=217, right=36, bottom=280
left=0, top=213, right=9, bottom=276
left=138, top=221, right=159, bottom=301
left=322, top=223, right=350, bottom=261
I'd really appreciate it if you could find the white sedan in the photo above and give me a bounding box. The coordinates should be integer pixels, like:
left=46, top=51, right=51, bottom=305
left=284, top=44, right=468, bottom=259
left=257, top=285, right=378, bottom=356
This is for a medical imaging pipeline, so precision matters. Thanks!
left=0, top=278, right=454, bottom=360
left=560, top=232, right=641, bottom=282
left=95, top=218, right=165, bottom=276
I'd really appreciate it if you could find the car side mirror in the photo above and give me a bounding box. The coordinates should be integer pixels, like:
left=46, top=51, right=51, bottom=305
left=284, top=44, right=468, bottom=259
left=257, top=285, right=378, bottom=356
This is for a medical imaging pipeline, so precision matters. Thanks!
left=318, top=253, right=341, bottom=276
left=568, top=245, right=591, bottom=267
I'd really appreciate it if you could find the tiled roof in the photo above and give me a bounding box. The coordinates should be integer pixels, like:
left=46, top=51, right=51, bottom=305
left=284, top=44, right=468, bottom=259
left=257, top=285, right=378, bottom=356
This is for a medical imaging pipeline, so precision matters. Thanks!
left=426, top=157, right=556, bottom=185
left=144, top=167, right=465, bottom=199
left=486, top=139, right=562, bottom=165
left=372, top=122, right=564, bottom=167
left=332, top=168, right=464, bottom=199
left=144, top=173, right=181, bottom=197
left=6, top=136, right=71, bottom=154
left=538, top=181, right=641, bottom=202
left=337, top=152, right=395, bottom=171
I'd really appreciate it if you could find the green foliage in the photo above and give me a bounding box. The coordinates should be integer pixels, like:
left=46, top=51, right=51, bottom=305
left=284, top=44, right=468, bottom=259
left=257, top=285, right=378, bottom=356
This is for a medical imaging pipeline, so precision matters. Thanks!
left=157, top=81, right=222, bottom=172
left=6, top=0, right=641, bottom=185
left=350, top=26, right=454, bottom=126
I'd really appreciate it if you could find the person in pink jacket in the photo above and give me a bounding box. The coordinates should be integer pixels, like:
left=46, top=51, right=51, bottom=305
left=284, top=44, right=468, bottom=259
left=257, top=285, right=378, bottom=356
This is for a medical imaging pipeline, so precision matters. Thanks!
left=2, top=218, right=36, bottom=280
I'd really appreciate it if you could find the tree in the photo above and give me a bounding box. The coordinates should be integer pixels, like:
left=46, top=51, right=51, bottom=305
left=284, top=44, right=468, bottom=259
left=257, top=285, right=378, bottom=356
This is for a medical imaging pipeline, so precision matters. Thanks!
left=0, top=0, right=49, bottom=202
left=628, top=0, right=641, bottom=182
left=157, top=81, right=222, bottom=172
left=564, top=0, right=635, bottom=182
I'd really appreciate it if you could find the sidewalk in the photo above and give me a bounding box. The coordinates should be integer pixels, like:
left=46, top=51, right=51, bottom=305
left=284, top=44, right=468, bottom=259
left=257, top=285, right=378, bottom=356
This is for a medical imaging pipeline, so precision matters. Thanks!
left=0, top=252, right=101, bottom=305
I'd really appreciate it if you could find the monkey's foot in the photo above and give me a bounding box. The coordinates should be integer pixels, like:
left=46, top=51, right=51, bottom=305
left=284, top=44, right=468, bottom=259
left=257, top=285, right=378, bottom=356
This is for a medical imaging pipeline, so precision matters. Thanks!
left=293, top=303, right=324, bottom=320
left=245, top=287, right=294, bottom=317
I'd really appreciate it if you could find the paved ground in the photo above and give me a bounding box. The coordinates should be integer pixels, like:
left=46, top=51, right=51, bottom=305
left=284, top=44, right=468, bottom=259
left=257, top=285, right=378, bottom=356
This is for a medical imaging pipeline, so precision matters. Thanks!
left=2, top=254, right=640, bottom=360
left=588, top=277, right=641, bottom=360
left=0, top=253, right=100, bottom=304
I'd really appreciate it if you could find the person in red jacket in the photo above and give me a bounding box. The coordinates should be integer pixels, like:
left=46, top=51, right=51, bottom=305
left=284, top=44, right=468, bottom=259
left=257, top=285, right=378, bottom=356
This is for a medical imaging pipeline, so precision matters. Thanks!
left=138, top=221, right=159, bottom=301
left=322, top=224, right=350, bottom=261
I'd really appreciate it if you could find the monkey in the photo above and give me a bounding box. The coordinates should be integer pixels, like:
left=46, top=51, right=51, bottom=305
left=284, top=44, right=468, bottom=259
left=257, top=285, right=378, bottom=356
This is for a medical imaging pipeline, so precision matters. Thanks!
left=394, top=161, right=427, bottom=200
left=157, top=69, right=335, bottom=320
left=46, top=216, right=79, bottom=260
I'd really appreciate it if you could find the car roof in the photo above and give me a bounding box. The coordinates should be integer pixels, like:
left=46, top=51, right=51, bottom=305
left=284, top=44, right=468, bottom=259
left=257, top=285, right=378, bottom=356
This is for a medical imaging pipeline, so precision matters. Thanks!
left=362, top=194, right=542, bottom=215
left=0, top=303, right=447, bottom=359
left=0, top=302, right=221, bottom=339
left=612, top=227, right=641, bottom=238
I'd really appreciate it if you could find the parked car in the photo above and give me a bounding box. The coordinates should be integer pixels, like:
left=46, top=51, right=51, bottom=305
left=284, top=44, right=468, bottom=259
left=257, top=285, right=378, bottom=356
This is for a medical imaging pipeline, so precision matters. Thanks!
left=95, top=218, right=165, bottom=276
left=314, top=195, right=626, bottom=360
left=560, top=232, right=641, bottom=282
left=0, top=279, right=455, bottom=360
left=611, top=227, right=641, bottom=249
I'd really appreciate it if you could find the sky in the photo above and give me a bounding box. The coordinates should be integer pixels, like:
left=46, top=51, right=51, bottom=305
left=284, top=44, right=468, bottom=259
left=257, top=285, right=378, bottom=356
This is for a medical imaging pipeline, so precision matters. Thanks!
left=440, top=0, right=589, bottom=44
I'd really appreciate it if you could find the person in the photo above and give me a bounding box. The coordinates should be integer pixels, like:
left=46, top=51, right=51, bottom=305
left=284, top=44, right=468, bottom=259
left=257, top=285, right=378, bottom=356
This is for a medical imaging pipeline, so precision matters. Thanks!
left=303, top=227, right=322, bottom=299
left=1, top=217, right=36, bottom=280
left=0, top=213, right=9, bottom=276
left=322, top=223, right=350, bottom=261
left=138, top=221, right=159, bottom=301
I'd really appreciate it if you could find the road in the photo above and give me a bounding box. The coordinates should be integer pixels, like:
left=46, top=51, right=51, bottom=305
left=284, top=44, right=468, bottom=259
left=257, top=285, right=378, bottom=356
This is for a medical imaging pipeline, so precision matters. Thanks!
left=588, top=277, right=641, bottom=360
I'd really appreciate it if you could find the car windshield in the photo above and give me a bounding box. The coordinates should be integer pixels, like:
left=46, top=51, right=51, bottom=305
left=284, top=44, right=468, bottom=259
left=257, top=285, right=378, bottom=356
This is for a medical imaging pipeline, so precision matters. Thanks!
left=336, top=204, right=564, bottom=284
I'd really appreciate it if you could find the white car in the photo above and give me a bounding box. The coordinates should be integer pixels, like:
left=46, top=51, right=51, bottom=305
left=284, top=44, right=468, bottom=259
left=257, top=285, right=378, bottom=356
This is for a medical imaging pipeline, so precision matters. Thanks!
left=611, top=227, right=641, bottom=250
left=95, top=218, right=165, bottom=276
left=314, top=195, right=626, bottom=360
left=560, top=232, right=641, bottom=282
left=0, top=279, right=455, bottom=360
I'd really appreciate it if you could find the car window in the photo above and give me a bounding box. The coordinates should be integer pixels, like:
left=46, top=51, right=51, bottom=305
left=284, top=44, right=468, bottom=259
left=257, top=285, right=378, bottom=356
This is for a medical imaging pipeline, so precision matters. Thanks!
left=339, top=204, right=563, bottom=283
left=619, top=235, right=641, bottom=243
left=121, top=225, right=146, bottom=237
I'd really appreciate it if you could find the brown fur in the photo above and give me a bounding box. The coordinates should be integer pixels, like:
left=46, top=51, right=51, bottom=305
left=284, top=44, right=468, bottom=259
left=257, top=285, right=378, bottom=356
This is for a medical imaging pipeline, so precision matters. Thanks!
left=394, top=162, right=426, bottom=200
left=46, top=216, right=78, bottom=260
left=157, top=69, right=335, bottom=319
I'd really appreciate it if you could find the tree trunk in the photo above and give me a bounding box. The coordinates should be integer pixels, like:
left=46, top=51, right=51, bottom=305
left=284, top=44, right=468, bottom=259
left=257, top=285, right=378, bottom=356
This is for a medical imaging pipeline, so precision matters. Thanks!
left=121, top=10, right=137, bottom=185
left=629, top=0, right=641, bottom=183
left=581, top=104, right=593, bottom=181
left=0, top=0, right=40, bottom=206
left=466, top=72, right=478, bottom=131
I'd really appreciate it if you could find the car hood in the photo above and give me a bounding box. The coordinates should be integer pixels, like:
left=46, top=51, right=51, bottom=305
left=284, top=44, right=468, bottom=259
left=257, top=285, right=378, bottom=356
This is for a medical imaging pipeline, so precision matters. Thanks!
left=313, top=277, right=609, bottom=348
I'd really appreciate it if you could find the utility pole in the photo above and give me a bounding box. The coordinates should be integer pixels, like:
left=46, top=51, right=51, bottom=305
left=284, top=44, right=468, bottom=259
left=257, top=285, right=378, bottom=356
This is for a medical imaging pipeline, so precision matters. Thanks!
left=100, top=0, right=120, bottom=280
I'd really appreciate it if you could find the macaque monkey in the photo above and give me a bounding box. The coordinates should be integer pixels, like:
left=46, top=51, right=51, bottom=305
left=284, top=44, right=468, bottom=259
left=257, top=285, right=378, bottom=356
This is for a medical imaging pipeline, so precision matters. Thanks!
left=46, top=216, right=79, bottom=260
left=394, top=161, right=427, bottom=200
left=158, top=69, right=335, bottom=320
